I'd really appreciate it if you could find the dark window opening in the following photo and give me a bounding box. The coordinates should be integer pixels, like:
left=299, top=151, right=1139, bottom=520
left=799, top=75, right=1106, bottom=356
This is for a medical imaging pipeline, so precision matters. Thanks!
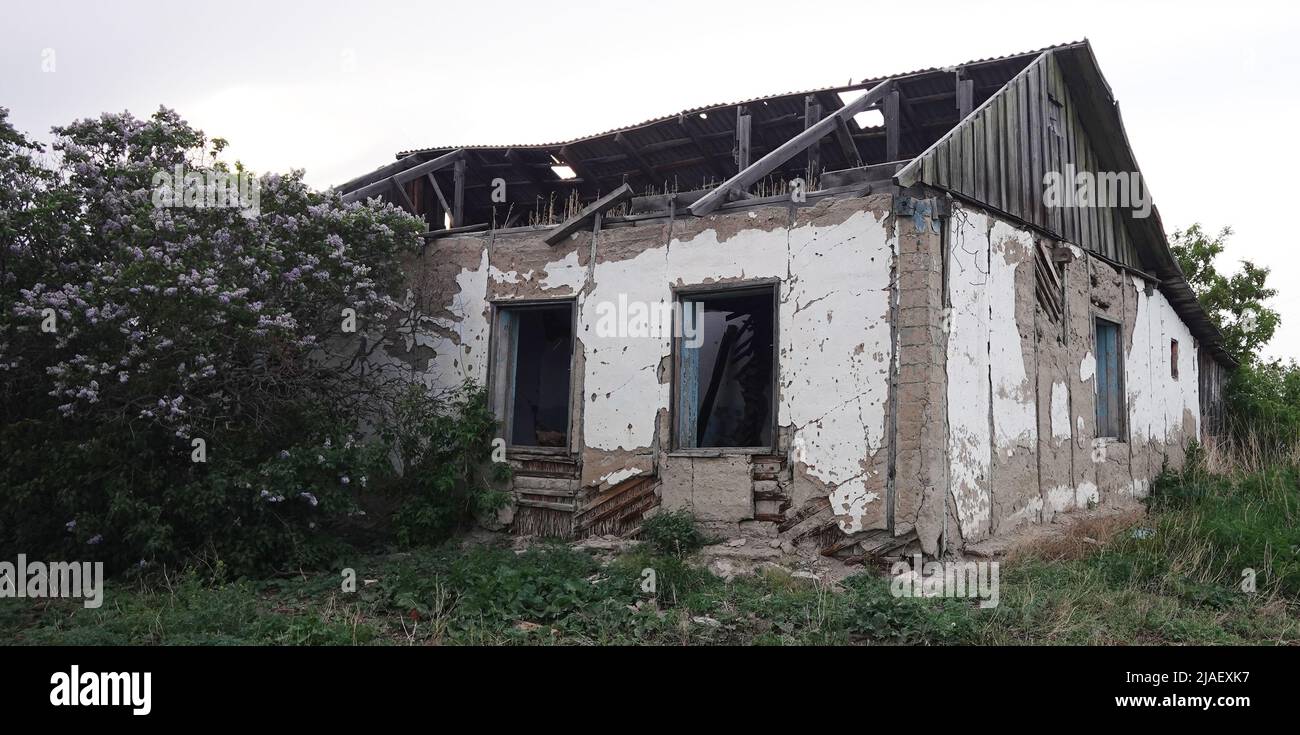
left=1095, top=318, right=1124, bottom=438
left=495, top=303, right=573, bottom=448
left=1170, top=339, right=1180, bottom=380
left=676, top=287, right=776, bottom=449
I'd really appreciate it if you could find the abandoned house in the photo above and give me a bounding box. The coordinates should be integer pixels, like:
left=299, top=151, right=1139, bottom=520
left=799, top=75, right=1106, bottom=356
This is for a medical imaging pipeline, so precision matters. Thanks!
left=338, top=39, right=1233, bottom=558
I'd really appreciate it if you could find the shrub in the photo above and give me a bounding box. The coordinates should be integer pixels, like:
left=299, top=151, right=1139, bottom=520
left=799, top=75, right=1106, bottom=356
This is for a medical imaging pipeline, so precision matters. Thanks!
left=639, top=509, right=706, bottom=556
left=381, top=383, right=510, bottom=547
left=0, top=106, right=426, bottom=573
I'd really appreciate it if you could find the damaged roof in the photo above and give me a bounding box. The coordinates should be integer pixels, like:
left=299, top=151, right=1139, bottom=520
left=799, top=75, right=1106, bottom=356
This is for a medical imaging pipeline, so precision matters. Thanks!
left=338, top=39, right=1234, bottom=368
left=339, top=43, right=1076, bottom=206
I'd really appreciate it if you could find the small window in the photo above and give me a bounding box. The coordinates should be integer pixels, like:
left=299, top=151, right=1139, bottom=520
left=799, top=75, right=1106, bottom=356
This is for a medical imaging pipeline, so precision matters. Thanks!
left=675, top=286, right=776, bottom=449
left=1170, top=339, right=1180, bottom=380
left=492, top=302, right=574, bottom=449
left=1094, top=318, right=1124, bottom=438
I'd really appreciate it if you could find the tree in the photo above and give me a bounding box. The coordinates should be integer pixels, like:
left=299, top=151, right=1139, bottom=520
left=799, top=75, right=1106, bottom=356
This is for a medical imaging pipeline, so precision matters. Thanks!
left=1170, top=224, right=1279, bottom=365
left=1171, top=223, right=1299, bottom=448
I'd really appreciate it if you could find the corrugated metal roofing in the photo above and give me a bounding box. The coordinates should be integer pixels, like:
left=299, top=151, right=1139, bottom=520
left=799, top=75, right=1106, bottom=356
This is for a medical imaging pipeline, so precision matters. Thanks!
left=395, top=41, right=1085, bottom=156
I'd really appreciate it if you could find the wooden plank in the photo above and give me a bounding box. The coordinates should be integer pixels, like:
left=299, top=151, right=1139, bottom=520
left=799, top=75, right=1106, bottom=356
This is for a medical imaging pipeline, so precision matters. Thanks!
left=961, top=118, right=975, bottom=196
left=1026, top=61, right=1043, bottom=228
left=1017, top=75, right=1031, bottom=218
left=514, top=475, right=576, bottom=492
left=957, top=76, right=974, bottom=120
left=425, top=172, right=451, bottom=215
left=336, top=152, right=424, bottom=195
left=885, top=89, right=901, bottom=161
left=391, top=179, right=417, bottom=214
left=515, top=498, right=575, bottom=512
left=832, top=115, right=863, bottom=169
left=985, top=103, right=1000, bottom=211
left=803, top=96, right=822, bottom=178
left=1080, top=141, right=1093, bottom=252
left=1006, top=81, right=1021, bottom=219
left=689, top=80, right=893, bottom=216
left=1060, top=80, right=1078, bottom=244
left=542, top=183, right=633, bottom=246
left=452, top=158, right=466, bottom=228
left=341, top=149, right=466, bottom=203
left=947, top=122, right=960, bottom=190
left=735, top=107, right=752, bottom=172
left=1069, top=88, right=1084, bottom=246
left=996, top=93, right=1008, bottom=213
left=973, top=111, right=985, bottom=203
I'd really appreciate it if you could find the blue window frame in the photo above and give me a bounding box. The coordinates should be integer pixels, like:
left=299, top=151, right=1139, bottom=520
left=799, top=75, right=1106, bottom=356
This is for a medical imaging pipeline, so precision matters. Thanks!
left=1094, top=318, right=1124, bottom=438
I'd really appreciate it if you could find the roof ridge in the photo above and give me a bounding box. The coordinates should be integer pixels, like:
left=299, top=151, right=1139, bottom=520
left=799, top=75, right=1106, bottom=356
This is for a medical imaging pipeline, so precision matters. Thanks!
left=395, top=40, right=1087, bottom=158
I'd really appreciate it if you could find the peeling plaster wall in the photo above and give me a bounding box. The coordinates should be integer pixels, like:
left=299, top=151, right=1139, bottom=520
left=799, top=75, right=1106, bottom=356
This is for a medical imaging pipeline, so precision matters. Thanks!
left=946, top=210, right=995, bottom=542
left=390, top=195, right=897, bottom=537
left=381, top=191, right=1207, bottom=550
left=944, top=202, right=1203, bottom=543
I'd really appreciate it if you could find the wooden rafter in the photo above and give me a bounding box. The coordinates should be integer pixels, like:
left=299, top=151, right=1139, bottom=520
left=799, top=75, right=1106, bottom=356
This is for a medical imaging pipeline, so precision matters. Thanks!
left=735, top=106, right=752, bottom=171
left=452, top=158, right=465, bottom=228
left=613, top=133, right=660, bottom=186
left=677, top=114, right=727, bottom=182
left=832, top=115, right=862, bottom=168
left=884, top=89, right=901, bottom=161
left=542, top=183, right=633, bottom=246
left=341, top=149, right=465, bottom=203
left=689, top=79, right=895, bottom=216
left=425, top=172, right=450, bottom=214
left=803, top=96, right=822, bottom=177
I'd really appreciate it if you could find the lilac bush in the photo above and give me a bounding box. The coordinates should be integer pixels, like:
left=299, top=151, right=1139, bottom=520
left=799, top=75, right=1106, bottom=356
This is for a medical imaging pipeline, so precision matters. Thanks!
left=0, top=107, right=425, bottom=572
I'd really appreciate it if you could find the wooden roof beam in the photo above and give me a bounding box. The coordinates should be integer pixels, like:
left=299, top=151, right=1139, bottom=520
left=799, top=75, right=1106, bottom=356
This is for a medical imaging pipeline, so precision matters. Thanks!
left=689, top=79, right=896, bottom=216
left=341, top=149, right=466, bottom=203
left=543, top=183, right=633, bottom=246
left=336, top=153, right=424, bottom=195
left=677, top=114, right=728, bottom=182
left=613, top=133, right=661, bottom=187
left=505, top=148, right=548, bottom=191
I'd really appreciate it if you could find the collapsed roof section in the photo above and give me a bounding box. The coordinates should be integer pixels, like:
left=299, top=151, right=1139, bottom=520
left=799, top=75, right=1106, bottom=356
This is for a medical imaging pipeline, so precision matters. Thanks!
left=335, top=39, right=1234, bottom=368
left=336, top=43, right=1065, bottom=226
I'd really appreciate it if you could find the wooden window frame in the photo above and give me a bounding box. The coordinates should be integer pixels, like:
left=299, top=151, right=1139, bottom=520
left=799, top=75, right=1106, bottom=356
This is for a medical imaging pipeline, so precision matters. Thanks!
left=670, top=279, right=780, bottom=455
left=1093, top=315, right=1126, bottom=440
left=487, top=298, right=578, bottom=456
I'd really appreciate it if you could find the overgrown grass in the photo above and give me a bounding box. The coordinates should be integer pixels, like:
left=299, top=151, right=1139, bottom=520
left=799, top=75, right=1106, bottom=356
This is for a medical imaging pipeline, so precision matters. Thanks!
left=4, top=457, right=1297, bottom=645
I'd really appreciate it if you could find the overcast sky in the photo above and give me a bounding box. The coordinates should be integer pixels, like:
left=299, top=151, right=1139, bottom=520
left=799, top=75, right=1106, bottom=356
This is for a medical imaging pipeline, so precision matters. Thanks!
left=3, top=0, right=1298, bottom=359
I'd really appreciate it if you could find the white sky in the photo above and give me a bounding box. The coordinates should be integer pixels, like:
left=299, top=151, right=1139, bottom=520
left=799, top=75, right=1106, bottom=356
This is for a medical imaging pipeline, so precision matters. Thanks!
left=3, top=0, right=1298, bottom=359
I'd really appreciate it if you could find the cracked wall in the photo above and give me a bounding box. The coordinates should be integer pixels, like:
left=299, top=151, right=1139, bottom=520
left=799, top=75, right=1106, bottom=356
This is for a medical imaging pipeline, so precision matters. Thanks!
left=386, top=194, right=897, bottom=537
left=939, top=202, right=1203, bottom=547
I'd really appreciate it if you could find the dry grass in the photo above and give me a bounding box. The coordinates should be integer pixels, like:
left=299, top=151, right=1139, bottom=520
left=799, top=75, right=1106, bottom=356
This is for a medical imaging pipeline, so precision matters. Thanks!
left=1198, top=432, right=1300, bottom=476
left=1006, top=507, right=1147, bottom=563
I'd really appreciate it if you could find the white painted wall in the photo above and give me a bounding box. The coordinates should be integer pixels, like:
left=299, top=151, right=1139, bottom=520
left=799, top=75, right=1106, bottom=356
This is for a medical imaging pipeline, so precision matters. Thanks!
left=946, top=206, right=1202, bottom=538
left=577, top=208, right=895, bottom=532
left=401, top=203, right=896, bottom=533
left=946, top=210, right=994, bottom=540
left=1125, top=273, right=1201, bottom=445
